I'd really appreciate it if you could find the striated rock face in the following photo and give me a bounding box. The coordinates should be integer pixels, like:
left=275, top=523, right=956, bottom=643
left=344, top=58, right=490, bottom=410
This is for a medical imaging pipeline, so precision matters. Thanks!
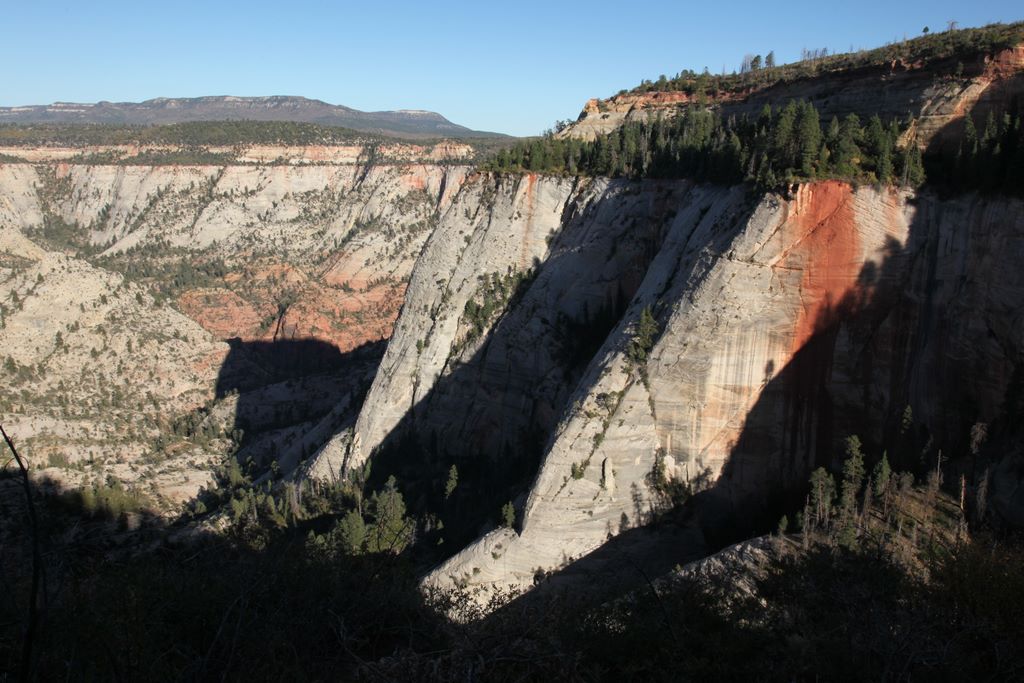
left=308, top=175, right=720, bottom=495
left=328, top=173, right=1024, bottom=601
left=564, top=45, right=1024, bottom=146
left=0, top=142, right=476, bottom=166
left=313, top=173, right=577, bottom=479
left=0, top=148, right=470, bottom=507
left=39, top=159, right=466, bottom=350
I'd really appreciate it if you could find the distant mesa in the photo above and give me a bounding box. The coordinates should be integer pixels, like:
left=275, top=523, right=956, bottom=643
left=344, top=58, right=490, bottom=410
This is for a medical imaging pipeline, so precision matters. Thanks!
left=0, top=95, right=509, bottom=139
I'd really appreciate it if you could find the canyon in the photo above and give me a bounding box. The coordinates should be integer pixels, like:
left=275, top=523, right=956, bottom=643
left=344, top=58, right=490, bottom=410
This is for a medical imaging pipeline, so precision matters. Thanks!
left=0, top=142, right=470, bottom=508
left=2, top=28, right=1023, bottom=610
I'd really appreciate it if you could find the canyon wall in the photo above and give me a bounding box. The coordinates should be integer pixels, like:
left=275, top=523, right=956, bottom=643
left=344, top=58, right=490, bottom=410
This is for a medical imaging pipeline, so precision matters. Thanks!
left=308, top=172, right=1023, bottom=599
left=0, top=146, right=469, bottom=507
left=565, top=45, right=1024, bottom=148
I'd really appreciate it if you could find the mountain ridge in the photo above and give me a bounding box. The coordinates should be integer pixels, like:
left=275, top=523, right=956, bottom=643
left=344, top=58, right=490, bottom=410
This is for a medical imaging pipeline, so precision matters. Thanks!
left=0, top=95, right=509, bottom=139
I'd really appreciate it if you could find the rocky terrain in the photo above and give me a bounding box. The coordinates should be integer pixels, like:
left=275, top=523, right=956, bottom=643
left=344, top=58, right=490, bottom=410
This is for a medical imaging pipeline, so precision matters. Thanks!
left=564, top=42, right=1024, bottom=149
left=2, top=24, right=1023, bottom=615
left=413, top=178, right=1024, bottom=600
left=0, top=141, right=471, bottom=510
left=294, top=30, right=1024, bottom=601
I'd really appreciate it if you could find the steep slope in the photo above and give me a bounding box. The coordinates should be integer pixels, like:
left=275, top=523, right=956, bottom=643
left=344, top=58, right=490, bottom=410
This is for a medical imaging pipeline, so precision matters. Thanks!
left=565, top=42, right=1024, bottom=148
left=307, top=176, right=728, bottom=542
left=0, top=144, right=471, bottom=508
left=307, top=170, right=1023, bottom=600
left=437, top=182, right=1023, bottom=599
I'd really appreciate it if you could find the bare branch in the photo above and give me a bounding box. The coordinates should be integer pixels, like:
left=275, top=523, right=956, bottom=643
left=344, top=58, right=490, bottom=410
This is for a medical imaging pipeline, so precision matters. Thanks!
left=2, top=423, right=42, bottom=682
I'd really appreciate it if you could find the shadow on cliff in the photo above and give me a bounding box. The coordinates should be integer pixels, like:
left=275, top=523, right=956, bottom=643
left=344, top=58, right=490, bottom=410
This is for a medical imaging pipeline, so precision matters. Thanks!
left=695, top=232, right=918, bottom=546
left=921, top=72, right=1024, bottom=197
left=497, top=201, right=923, bottom=612
left=700, top=96, right=1024, bottom=547
left=214, top=336, right=385, bottom=467
left=357, top=178, right=724, bottom=558
left=500, top=172, right=1024, bottom=609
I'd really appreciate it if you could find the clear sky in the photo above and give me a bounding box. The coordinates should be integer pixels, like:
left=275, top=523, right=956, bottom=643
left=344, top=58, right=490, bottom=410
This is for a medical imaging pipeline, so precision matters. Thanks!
left=2, top=1, right=1021, bottom=136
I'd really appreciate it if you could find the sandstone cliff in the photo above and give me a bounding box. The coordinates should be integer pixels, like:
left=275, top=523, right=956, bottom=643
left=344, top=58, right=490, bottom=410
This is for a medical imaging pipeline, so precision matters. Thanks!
left=0, top=144, right=469, bottom=507
left=306, top=171, right=1023, bottom=600
left=564, top=44, right=1024, bottom=149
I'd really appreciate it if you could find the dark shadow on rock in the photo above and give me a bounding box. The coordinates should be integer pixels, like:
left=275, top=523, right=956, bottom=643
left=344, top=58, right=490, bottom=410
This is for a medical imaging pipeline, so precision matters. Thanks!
left=498, top=172, right=1024, bottom=609
left=718, top=50, right=997, bottom=129
left=494, top=519, right=709, bottom=617
left=360, top=179, right=734, bottom=561
left=214, top=336, right=386, bottom=467
left=701, top=190, right=1024, bottom=549
left=921, top=73, right=1024, bottom=191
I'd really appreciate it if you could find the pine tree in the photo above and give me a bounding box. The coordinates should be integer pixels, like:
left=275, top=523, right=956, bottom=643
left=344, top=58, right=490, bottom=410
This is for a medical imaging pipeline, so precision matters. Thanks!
left=796, top=101, right=823, bottom=176
left=501, top=501, right=516, bottom=528
left=866, top=115, right=893, bottom=183
left=773, top=100, right=799, bottom=169
left=628, top=306, right=659, bottom=365
left=444, top=464, right=458, bottom=500
left=366, top=476, right=412, bottom=554
left=808, top=467, right=836, bottom=530
left=902, top=141, right=926, bottom=187
left=337, top=509, right=366, bottom=554
left=838, top=436, right=866, bottom=547
left=835, top=114, right=863, bottom=177
left=873, top=451, right=892, bottom=499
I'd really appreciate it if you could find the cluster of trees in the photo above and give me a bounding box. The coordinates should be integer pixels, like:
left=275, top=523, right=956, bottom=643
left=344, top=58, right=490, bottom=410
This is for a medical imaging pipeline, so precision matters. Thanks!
left=484, top=100, right=922, bottom=189
left=927, top=108, right=1024, bottom=194
left=0, top=120, right=372, bottom=147
left=626, top=306, right=659, bottom=366
left=459, top=267, right=535, bottom=347
left=739, top=51, right=776, bottom=74
left=25, top=213, right=109, bottom=256
left=59, top=477, right=147, bottom=520
left=313, top=477, right=416, bottom=555
left=192, top=456, right=418, bottom=556
left=94, top=242, right=229, bottom=303
left=801, top=437, right=923, bottom=549
left=6, top=445, right=1022, bottom=680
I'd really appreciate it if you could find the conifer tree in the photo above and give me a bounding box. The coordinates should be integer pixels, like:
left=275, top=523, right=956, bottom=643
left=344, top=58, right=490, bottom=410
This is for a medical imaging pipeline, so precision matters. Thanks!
left=337, top=509, right=366, bottom=554
left=796, top=101, right=823, bottom=176
left=838, top=436, right=866, bottom=547
left=808, top=467, right=836, bottom=530
left=444, top=464, right=458, bottom=500
left=366, top=476, right=412, bottom=554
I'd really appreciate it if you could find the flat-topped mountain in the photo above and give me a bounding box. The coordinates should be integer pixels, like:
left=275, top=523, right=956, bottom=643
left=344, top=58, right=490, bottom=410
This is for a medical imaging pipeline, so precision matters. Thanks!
left=0, top=95, right=508, bottom=139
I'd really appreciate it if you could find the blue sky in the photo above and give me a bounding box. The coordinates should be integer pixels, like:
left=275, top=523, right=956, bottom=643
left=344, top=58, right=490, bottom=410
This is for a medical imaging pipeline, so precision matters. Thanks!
left=2, top=1, right=1020, bottom=136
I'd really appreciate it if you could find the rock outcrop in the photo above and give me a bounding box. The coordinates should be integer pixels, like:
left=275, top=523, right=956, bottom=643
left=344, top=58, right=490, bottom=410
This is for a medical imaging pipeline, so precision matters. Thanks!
left=564, top=44, right=1024, bottom=149
left=317, top=172, right=1023, bottom=601
left=0, top=144, right=470, bottom=507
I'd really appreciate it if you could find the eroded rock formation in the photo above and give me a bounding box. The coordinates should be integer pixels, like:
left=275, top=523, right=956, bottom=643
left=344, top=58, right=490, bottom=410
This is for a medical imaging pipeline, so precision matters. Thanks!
left=312, top=173, right=1023, bottom=600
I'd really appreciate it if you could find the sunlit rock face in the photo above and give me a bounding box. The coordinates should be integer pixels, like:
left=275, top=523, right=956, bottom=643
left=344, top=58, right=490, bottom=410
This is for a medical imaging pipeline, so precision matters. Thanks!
left=0, top=145, right=470, bottom=508
left=329, top=171, right=1023, bottom=602
left=563, top=45, right=1024, bottom=145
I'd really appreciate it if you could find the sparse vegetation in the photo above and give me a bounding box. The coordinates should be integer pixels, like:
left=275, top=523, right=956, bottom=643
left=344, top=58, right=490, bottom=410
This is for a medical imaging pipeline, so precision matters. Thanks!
left=458, top=267, right=536, bottom=348
left=0, top=120, right=368, bottom=148
left=623, top=21, right=1024, bottom=98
